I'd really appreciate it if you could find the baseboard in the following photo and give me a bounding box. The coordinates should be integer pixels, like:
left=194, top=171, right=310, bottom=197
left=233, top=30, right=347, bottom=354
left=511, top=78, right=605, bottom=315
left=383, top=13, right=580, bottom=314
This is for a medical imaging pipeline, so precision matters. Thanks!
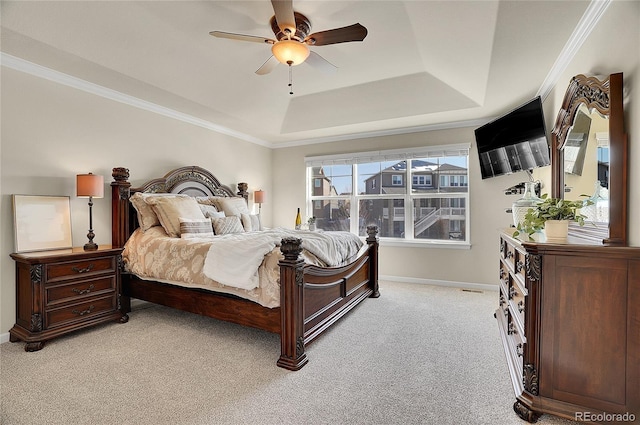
left=379, top=275, right=498, bottom=292
left=0, top=332, right=10, bottom=344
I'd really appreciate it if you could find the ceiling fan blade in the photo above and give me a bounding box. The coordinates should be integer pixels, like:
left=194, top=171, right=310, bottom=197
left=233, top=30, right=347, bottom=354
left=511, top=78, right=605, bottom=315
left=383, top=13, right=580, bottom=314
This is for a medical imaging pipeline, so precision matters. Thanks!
left=209, top=31, right=275, bottom=44
left=271, top=0, right=296, bottom=35
left=305, top=51, right=337, bottom=74
left=304, top=23, right=368, bottom=46
left=255, top=56, right=280, bottom=75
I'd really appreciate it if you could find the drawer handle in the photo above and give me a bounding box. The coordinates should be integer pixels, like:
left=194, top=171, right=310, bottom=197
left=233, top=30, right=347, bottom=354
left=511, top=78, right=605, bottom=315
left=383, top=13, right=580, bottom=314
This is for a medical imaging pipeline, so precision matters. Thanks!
left=516, top=343, right=524, bottom=357
left=518, top=300, right=524, bottom=313
left=72, top=284, right=95, bottom=295
left=508, top=322, right=517, bottom=335
left=72, top=264, right=95, bottom=274
left=506, top=251, right=514, bottom=259
left=516, top=261, right=524, bottom=273
left=72, top=305, right=94, bottom=316
left=509, top=286, right=518, bottom=299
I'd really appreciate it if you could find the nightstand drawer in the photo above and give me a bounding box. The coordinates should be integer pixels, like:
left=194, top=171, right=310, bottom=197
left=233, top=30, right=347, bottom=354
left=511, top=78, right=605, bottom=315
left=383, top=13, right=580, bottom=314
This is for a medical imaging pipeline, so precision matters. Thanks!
left=46, top=276, right=116, bottom=306
left=46, top=256, right=117, bottom=283
left=46, top=294, right=117, bottom=329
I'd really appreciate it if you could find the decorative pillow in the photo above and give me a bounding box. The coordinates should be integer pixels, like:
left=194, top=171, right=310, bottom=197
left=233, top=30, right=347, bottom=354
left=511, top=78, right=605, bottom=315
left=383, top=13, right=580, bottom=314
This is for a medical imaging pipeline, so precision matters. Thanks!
left=179, top=217, right=214, bottom=239
left=211, top=215, right=244, bottom=235
left=195, top=196, right=227, bottom=206
left=199, top=204, right=220, bottom=218
left=146, top=196, right=206, bottom=237
left=130, top=192, right=189, bottom=232
left=213, top=197, right=250, bottom=218
left=241, top=213, right=261, bottom=232
left=207, top=210, right=226, bottom=219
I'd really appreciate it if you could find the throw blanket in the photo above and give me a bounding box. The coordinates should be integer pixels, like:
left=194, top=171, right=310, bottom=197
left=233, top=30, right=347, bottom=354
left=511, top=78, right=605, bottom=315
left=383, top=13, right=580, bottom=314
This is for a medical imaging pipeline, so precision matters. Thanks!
left=202, top=228, right=363, bottom=290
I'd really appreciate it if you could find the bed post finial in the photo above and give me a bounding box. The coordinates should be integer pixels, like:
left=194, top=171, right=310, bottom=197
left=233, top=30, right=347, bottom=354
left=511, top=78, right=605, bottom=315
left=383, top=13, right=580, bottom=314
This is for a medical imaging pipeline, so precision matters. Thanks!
left=278, top=237, right=308, bottom=370
left=237, top=182, right=249, bottom=202
left=366, top=225, right=380, bottom=298
left=111, top=167, right=131, bottom=248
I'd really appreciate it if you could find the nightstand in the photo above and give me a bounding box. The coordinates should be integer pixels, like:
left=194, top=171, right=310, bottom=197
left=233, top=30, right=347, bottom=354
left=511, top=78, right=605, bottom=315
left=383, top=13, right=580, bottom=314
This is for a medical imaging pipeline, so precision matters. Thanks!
left=9, top=246, right=128, bottom=351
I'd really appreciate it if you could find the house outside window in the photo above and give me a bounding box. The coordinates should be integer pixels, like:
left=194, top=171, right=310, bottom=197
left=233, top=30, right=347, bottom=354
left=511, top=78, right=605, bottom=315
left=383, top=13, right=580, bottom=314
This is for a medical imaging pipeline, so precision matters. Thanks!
left=305, top=144, right=470, bottom=245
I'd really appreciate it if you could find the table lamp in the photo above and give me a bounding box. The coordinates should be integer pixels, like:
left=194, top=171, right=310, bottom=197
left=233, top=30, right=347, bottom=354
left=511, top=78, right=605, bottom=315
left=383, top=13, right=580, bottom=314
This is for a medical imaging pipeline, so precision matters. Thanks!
left=76, top=173, right=104, bottom=251
left=254, top=190, right=265, bottom=214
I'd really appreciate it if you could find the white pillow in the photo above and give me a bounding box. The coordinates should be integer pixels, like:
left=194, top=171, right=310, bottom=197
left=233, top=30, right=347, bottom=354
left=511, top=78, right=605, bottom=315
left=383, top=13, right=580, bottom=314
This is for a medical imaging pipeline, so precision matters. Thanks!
left=179, top=217, right=214, bottom=239
left=211, top=216, right=244, bottom=235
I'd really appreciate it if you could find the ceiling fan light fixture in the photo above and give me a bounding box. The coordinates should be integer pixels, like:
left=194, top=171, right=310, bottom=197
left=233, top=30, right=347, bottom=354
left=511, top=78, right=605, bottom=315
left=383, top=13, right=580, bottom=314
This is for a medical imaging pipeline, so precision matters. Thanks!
left=271, top=40, right=310, bottom=66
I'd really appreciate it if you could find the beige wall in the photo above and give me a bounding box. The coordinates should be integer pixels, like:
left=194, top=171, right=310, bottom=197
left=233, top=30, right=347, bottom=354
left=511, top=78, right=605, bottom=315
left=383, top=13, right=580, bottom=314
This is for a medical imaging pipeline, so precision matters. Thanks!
left=0, top=69, right=272, bottom=334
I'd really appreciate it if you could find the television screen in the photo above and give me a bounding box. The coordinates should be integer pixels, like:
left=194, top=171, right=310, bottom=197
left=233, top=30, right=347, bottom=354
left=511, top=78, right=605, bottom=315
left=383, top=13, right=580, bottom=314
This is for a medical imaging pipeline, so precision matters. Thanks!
left=475, top=96, right=551, bottom=179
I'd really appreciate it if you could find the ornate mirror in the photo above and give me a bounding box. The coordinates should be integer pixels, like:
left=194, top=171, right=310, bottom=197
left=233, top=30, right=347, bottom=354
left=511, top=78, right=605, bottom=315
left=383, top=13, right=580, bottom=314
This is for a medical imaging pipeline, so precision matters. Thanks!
left=550, top=73, right=627, bottom=245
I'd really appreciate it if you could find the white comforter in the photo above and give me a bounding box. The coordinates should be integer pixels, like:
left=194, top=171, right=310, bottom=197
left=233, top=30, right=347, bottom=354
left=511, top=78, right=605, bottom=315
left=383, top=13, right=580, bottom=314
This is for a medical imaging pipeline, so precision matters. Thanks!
left=202, top=228, right=363, bottom=290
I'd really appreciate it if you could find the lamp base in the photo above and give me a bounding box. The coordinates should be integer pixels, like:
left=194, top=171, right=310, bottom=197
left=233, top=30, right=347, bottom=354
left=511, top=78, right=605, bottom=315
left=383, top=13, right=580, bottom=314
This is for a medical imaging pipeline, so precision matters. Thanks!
left=84, top=242, right=98, bottom=251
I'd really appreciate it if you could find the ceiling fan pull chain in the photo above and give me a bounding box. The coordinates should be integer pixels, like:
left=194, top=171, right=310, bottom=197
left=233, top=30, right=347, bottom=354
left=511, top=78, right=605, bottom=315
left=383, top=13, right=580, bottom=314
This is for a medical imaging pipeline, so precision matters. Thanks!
left=287, top=61, right=293, bottom=95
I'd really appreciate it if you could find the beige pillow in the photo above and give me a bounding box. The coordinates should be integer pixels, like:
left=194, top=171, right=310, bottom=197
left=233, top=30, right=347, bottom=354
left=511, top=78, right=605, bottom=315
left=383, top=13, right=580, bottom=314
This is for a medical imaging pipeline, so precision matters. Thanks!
left=130, top=192, right=188, bottom=232
left=212, top=197, right=250, bottom=218
left=211, top=216, right=244, bottom=235
left=179, top=217, right=214, bottom=239
left=146, top=196, right=206, bottom=237
left=241, top=213, right=261, bottom=231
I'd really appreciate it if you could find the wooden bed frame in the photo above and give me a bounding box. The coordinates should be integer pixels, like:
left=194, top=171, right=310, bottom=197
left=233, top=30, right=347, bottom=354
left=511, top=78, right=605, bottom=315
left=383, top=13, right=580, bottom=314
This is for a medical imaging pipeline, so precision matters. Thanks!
left=110, top=166, right=379, bottom=370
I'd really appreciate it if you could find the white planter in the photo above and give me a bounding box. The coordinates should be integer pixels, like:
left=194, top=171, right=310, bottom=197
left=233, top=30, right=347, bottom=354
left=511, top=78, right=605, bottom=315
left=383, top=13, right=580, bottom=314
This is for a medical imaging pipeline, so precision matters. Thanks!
left=544, top=220, right=569, bottom=241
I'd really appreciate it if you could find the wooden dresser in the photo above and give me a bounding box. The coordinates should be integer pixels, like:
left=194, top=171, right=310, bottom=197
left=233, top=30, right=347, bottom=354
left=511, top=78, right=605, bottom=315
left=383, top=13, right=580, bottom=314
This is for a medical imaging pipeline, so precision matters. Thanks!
left=9, top=246, right=129, bottom=351
left=497, top=231, right=639, bottom=423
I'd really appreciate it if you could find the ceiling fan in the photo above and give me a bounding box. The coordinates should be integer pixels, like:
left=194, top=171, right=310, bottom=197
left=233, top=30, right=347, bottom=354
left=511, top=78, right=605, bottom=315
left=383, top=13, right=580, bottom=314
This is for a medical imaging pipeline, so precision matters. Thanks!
left=209, top=0, right=368, bottom=78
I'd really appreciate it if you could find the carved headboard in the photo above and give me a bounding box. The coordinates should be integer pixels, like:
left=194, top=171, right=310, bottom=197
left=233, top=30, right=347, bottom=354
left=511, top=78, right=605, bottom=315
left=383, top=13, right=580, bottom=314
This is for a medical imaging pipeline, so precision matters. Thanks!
left=111, top=166, right=248, bottom=247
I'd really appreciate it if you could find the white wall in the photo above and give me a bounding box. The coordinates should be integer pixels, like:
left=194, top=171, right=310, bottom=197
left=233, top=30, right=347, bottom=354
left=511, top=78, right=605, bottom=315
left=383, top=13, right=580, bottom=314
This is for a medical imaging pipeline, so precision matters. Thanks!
left=0, top=68, right=272, bottom=335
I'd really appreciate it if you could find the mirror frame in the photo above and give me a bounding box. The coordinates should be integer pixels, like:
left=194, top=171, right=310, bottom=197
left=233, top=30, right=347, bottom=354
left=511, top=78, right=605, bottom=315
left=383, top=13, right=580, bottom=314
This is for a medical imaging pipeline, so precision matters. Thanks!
left=550, top=73, right=627, bottom=246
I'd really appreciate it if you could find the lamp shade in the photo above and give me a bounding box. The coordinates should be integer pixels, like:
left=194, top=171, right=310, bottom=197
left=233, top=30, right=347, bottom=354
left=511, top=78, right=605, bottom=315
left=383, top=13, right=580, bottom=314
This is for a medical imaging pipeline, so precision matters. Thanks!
left=271, top=40, right=310, bottom=65
left=76, top=173, right=104, bottom=198
left=254, top=190, right=265, bottom=204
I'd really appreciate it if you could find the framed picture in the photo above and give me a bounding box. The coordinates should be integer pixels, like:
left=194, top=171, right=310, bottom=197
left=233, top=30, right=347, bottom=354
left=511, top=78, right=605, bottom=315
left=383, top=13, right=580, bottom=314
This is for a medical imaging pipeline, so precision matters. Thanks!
left=12, top=195, right=73, bottom=253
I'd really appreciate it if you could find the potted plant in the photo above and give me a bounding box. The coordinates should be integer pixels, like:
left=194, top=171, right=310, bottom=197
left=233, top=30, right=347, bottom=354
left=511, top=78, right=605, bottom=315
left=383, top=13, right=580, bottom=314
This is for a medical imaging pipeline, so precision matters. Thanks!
left=513, top=194, right=592, bottom=240
left=307, top=216, right=317, bottom=231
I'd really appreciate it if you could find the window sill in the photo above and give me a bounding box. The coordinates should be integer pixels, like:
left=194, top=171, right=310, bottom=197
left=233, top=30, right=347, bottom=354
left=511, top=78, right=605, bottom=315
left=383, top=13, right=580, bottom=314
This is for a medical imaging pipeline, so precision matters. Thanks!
left=373, top=238, right=471, bottom=250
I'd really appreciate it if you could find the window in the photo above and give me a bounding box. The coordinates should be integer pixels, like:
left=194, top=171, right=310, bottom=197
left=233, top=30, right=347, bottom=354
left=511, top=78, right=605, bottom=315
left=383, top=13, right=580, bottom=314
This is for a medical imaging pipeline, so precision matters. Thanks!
left=306, top=144, right=470, bottom=244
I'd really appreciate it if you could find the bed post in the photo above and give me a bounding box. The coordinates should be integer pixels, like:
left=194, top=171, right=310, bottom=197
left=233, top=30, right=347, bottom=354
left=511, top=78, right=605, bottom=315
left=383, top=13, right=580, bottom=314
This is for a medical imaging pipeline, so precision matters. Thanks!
left=111, top=168, right=131, bottom=248
left=277, top=237, right=308, bottom=371
left=367, top=225, right=380, bottom=298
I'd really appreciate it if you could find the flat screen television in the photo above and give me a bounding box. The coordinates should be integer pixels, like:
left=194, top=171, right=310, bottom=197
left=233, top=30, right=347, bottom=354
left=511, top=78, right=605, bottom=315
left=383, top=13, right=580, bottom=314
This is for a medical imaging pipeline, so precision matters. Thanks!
left=475, top=96, right=551, bottom=179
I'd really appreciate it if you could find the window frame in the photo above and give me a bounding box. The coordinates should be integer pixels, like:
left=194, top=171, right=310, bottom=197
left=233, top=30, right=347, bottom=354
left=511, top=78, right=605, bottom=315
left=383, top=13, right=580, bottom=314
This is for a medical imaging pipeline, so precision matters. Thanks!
left=305, top=144, right=471, bottom=248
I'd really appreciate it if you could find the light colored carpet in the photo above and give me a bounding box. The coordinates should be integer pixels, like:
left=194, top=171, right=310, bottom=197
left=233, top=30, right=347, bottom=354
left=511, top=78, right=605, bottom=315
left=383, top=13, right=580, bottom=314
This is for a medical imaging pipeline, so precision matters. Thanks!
left=1, top=281, right=575, bottom=425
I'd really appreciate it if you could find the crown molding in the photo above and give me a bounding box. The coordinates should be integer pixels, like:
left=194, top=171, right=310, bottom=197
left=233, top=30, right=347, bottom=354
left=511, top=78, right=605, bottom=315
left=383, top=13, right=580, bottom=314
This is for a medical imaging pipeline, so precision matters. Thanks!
left=0, top=52, right=271, bottom=148
left=537, top=0, right=611, bottom=102
left=2, top=0, right=611, bottom=150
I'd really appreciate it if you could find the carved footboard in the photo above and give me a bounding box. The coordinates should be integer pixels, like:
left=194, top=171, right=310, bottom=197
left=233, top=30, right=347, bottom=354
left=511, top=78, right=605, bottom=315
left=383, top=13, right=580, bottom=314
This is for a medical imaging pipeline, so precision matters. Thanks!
left=277, top=226, right=379, bottom=370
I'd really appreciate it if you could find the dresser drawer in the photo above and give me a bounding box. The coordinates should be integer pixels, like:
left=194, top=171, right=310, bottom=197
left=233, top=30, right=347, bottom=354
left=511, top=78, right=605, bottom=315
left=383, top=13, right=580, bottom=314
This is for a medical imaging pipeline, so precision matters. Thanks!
left=46, top=294, right=117, bottom=329
left=45, top=276, right=116, bottom=306
left=46, top=256, right=117, bottom=283
left=506, top=309, right=525, bottom=372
